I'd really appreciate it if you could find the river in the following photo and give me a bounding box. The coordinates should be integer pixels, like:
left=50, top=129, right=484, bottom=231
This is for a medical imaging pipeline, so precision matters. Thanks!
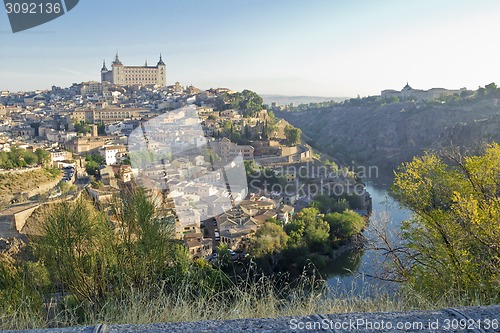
left=324, top=178, right=412, bottom=295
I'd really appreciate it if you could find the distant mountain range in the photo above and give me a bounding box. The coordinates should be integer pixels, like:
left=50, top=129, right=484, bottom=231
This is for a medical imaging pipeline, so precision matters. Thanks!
left=260, top=94, right=350, bottom=107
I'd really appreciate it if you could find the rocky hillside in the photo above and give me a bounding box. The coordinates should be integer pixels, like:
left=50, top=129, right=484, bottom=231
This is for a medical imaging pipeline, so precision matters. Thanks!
left=276, top=95, right=500, bottom=173
left=0, top=168, right=61, bottom=207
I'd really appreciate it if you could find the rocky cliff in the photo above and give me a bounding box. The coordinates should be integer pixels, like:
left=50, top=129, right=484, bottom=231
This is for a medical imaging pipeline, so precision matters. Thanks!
left=276, top=96, right=500, bottom=173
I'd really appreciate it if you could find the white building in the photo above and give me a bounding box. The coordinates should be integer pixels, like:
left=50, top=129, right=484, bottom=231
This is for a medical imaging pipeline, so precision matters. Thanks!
left=99, top=145, right=127, bottom=165
left=381, top=83, right=466, bottom=101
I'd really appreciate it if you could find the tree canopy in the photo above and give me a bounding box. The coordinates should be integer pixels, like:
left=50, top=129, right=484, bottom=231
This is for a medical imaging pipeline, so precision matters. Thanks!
left=391, top=143, right=500, bottom=302
left=74, top=121, right=92, bottom=135
left=250, top=222, right=289, bottom=269
left=215, top=90, right=264, bottom=117
left=0, top=147, right=50, bottom=169
left=284, top=125, right=301, bottom=146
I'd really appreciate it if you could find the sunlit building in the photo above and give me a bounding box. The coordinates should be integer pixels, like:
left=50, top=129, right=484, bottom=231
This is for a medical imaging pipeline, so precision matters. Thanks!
left=101, top=53, right=166, bottom=87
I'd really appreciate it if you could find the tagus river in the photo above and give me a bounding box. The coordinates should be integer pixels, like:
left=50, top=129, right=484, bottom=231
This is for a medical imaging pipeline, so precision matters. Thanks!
left=324, top=178, right=412, bottom=295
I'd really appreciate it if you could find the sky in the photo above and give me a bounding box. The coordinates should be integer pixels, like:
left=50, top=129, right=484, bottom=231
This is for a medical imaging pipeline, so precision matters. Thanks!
left=1, top=0, right=500, bottom=97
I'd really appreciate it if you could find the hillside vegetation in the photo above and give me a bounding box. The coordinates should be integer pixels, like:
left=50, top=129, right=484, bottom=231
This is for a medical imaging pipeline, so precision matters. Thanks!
left=0, top=168, right=61, bottom=206
left=277, top=88, right=500, bottom=172
left=2, top=145, right=500, bottom=329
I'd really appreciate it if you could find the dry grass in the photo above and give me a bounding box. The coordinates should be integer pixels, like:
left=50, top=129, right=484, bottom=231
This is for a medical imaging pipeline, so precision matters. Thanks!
left=0, top=168, right=60, bottom=205
left=1, top=273, right=476, bottom=331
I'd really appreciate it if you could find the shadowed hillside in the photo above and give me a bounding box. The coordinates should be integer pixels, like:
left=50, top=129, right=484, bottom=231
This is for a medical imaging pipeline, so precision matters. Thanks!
left=276, top=93, right=500, bottom=172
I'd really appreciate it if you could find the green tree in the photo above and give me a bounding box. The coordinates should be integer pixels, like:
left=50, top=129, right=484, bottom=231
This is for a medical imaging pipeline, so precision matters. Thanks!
left=284, top=125, right=301, bottom=146
left=58, top=181, right=71, bottom=193
left=97, top=123, right=106, bottom=135
left=311, top=194, right=335, bottom=214
left=74, top=121, right=91, bottom=134
left=32, top=198, right=114, bottom=305
left=250, top=222, right=289, bottom=271
left=0, top=254, right=49, bottom=319
left=24, top=151, right=37, bottom=166
left=485, top=82, right=497, bottom=94
left=391, top=143, right=500, bottom=302
left=111, top=188, right=177, bottom=288
left=35, top=148, right=51, bottom=167
left=7, top=146, right=27, bottom=167
left=215, top=243, right=232, bottom=269
left=122, top=156, right=131, bottom=165
left=324, top=159, right=339, bottom=172
left=331, top=199, right=350, bottom=213
left=477, top=86, right=486, bottom=97
left=222, top=120, right=232, bottom=135
left=239, top=89, right=264, bottom=117
left=84, top=153, right=105, bottom=165
left=324, top=210, right=365, bottom=242
left=214, top=90, right=264, bottom=117
left=312, top=195, right=350, bottom=214
left=285, top=207, right=330, bottom=253
left=250, top=222, right=289, bottom=257
left=85, top=160, right=99, bottom=176
left=129, top=150, right=155, bottom=169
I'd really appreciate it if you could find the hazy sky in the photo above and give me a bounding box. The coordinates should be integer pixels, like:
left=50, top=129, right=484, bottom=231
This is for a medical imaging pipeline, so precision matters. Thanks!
left=1, top=0, right=499, bottom=97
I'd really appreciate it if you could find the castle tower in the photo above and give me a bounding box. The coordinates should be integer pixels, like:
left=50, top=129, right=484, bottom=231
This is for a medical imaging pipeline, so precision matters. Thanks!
left=112, top=52, right=124, bottom=85
left=100, top=60, right=108, bottom=83
left=157, top=53, right=166, bottom=87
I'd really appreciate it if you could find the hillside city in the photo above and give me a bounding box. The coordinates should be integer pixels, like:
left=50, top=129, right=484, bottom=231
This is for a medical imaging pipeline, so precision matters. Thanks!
left=1, top=54, right=499, bottom=331
left=3, top=0, right=500, bottom=330
left=0, top=55, right=371, bottom=262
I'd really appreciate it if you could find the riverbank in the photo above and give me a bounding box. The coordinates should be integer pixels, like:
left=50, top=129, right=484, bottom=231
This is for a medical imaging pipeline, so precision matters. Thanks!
left=330, top=234, right=366, bottom=261
left=324, top=178, right=411, bottom=293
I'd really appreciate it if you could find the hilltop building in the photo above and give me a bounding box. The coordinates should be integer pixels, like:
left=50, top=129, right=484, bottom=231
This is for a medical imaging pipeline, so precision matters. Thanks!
left=101, top=53, right=166, bottom=87
left=381, top=83, right=465, bottom=101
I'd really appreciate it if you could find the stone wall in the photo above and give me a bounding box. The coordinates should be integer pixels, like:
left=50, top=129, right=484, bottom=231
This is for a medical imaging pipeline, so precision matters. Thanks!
left=13, top=205, right=39, bottom=232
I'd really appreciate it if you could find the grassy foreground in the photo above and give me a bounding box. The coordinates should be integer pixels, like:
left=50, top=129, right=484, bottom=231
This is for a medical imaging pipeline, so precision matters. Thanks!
left=1, top=272, right=490, bottom=331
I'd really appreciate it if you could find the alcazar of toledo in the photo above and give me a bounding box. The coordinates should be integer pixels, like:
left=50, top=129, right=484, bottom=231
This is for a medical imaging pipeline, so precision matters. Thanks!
left=101, top=53, right=166, bottom=87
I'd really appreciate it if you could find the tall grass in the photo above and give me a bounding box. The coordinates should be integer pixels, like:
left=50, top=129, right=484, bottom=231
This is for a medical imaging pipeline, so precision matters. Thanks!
left=2, top=266, right=492, bottom=331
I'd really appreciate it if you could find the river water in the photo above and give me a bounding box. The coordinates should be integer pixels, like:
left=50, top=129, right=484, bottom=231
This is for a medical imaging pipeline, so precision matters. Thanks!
left=324, top=178, right=412, bottom=294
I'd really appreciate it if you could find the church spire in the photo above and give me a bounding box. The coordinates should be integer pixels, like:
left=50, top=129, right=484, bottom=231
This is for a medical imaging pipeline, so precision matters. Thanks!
left=101, top=59, right=108, bottom=71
